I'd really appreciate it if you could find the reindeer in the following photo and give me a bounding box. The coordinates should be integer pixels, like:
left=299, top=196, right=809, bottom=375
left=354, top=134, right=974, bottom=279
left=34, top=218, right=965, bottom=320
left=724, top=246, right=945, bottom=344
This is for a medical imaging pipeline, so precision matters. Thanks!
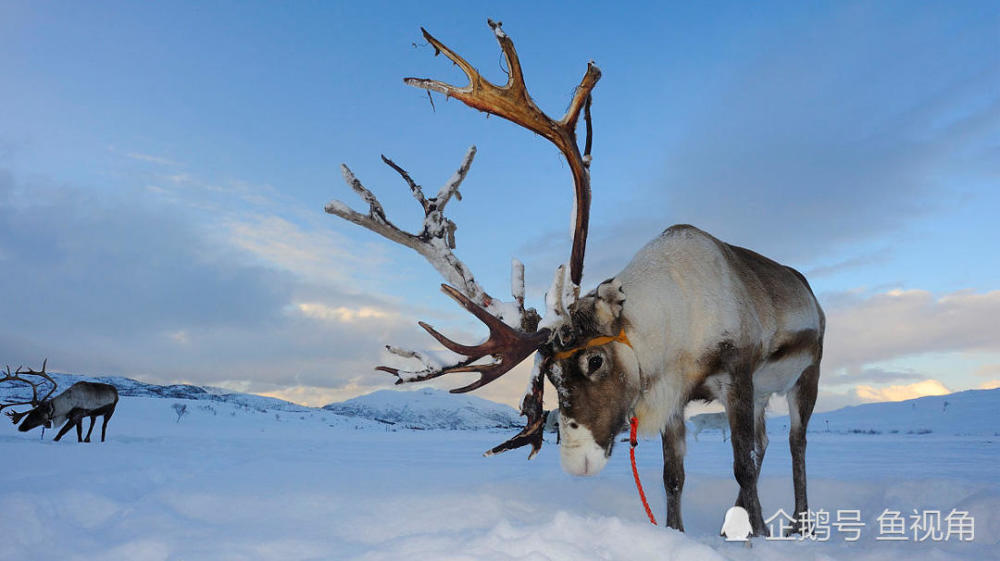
left=689, top=412, right=730, bottom=442
left=326, top=20, right=823, bottom=536
left=2, top=360, right=118, bottom=442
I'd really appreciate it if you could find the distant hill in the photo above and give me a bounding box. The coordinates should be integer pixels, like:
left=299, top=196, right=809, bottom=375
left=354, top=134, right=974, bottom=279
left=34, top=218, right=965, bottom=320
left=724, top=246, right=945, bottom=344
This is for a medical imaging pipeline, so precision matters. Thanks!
left=0, top=371, right=312, bottom=413
left=9, top=372, right=993, bottom=436
left=1, top=372, right=522, bottom=431
left=772, top=388, right=1000, bottom=436
left=322, top=387, right=522, bottom=430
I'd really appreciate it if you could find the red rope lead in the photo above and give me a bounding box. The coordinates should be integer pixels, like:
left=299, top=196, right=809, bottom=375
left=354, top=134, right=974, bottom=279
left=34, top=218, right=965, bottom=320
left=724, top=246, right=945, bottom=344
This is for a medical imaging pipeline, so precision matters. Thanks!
left=629, top=416, right=658, bottom=525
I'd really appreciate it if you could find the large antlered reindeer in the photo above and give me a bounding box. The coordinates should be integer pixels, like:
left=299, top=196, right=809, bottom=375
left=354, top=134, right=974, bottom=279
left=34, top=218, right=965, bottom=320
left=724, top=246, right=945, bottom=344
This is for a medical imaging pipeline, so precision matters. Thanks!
left=327, top=20, right=824, bottom=536
left=2, top=360, right=119, bottom=442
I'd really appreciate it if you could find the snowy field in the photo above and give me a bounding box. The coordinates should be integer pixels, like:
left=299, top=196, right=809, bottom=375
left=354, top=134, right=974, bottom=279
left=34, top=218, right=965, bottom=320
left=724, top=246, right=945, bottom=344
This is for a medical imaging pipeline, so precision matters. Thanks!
left=2, top=396, right=998, bottom=561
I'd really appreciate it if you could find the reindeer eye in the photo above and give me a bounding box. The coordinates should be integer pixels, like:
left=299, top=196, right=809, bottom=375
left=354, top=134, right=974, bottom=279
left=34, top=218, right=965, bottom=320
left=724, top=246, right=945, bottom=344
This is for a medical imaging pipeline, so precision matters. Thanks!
left=587, top=355, right=603, bottom=373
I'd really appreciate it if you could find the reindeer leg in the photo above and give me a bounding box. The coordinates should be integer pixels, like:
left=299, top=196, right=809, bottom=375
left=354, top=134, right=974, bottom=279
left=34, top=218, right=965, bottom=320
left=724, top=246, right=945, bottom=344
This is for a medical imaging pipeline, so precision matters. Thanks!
left=661, top=416, right=687, bottom=531
left=786, top=360, right=820, bottom=535
left=101, top=406, right=115, bottom=442
left=54, top=418, right=75, bottom=441
left=75, top=416, right=83, bottom=442
left=84, top=415, right=96, bottom=442
left=753, top=396, right=770, bottom=476
left=725, top=371, right=766, bottom=536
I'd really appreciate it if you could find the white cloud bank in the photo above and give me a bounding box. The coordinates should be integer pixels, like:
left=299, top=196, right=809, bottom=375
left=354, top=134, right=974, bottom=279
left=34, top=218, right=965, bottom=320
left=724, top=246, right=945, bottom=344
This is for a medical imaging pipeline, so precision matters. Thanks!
left=813, top=288, right=1000, bottom=408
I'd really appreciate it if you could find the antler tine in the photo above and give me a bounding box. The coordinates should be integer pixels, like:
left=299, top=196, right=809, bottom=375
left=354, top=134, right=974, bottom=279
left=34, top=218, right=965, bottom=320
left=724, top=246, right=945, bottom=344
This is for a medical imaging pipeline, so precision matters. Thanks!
left=20, top=358, right=56, bottom=403
left=484, top=356, right=548, bottom=458
left=379, top=284, right=551, bottom=393
left=414, top=27, right=481, bottom=96
left=416, top=285, right=516, bottom=356
left=406, top=20, right=601, bottom=288
left=1, top=358, right=57, bottom=413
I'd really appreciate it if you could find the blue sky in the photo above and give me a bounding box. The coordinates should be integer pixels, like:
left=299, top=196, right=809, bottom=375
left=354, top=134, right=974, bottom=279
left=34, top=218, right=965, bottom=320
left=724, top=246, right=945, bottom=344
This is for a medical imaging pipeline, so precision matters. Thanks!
left=1, top=2, right=997, bottom=410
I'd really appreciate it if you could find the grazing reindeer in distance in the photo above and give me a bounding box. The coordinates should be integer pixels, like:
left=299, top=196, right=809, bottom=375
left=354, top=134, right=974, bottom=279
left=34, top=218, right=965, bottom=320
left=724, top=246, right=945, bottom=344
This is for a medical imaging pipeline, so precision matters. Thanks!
left=689, top=412, right=729, bottom=442
left=326, top=20, right=823, bottom=536
left=3, top=360, right=119, bottom=442
left=18, top=382, right=119, bottom=442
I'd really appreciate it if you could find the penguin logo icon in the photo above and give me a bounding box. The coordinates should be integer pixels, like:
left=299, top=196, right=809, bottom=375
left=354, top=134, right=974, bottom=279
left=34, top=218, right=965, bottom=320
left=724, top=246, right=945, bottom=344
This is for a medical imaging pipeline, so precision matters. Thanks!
left=721, top=506, right=753, bottom=541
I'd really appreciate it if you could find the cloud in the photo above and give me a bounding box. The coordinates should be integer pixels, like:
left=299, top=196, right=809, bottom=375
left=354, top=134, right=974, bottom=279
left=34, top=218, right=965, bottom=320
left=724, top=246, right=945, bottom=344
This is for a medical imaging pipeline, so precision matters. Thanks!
left=805, top=248, right=894, bottom=279
left=126, top=152, right=179, bottom=166
left=978, top=380, right=1000, bottom=390
left=294, top=302, right=396, bottom=323
left=0, top=174, right=292, bottom=337
left=168, top=330, right=191, bottom=345
left=640, top=21, right=998, bottom=267
left=823, top=288, right=1000, bottom=375
left=143, top=165, right=286, bottom=212
left=0, top=168, right=431, bottom=401
left=821, top=367, right=924, bottom=387
left=853, top=379, right=952, bottom=402
left=514, top=13, right=998, bottom=288
left=224, top=214, right=385, bottom=286
left=975, top=364, right=1000, bottom=379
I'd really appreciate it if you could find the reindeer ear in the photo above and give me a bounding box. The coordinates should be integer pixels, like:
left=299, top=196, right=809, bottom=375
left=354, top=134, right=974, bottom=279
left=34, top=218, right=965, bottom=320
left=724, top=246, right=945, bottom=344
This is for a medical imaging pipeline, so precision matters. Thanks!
left=593, top=278, right=625, bottom=333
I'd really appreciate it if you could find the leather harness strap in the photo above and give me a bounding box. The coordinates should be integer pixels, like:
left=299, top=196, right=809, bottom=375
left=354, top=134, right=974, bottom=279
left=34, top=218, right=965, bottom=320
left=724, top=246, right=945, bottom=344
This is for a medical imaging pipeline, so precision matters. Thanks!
left=552, top=328, right=632, bottom=361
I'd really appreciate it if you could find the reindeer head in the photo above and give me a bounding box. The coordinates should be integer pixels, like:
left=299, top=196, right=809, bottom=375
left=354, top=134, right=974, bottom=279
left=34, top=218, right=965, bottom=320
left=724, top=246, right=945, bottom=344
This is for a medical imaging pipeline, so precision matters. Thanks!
left=1, top=360, right=57, bottom=432
left=545, top=279, right=641, bottom=475
left=16, top=401, right=54, bottom=432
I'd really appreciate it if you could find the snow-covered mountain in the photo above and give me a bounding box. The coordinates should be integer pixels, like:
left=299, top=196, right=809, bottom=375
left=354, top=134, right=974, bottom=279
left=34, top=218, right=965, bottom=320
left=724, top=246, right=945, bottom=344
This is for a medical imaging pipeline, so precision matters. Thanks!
left=1, top=372, right=522, bottom=430
left=771, top=388, right=1000, bottom=436
left=322, top=387, right=522, bottom=430
left=0, top=371, right=312, bottom=413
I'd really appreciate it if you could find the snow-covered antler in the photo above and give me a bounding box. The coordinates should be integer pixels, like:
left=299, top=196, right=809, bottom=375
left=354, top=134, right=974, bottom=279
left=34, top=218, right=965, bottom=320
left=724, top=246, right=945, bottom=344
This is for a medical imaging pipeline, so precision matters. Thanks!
left=1, top=359, right=57, bottom=423
left=325, top=147, right=491, bottom=309
left=326, top=20, right=600, bottom=457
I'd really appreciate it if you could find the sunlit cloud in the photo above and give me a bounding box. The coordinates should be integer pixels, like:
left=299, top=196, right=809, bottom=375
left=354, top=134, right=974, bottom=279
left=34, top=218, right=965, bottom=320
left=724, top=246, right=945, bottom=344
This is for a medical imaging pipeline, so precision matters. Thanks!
left=978, top=380, right=1000, bottom=390
left=225, top=214, right=383, bottom=285
left=258, top=382, right=385, bottom=408
left=294, top=302, right=396, bottom=323
left=854, top=379, right=952, bottom=403
left=824, top=288, right=1000, bottom=374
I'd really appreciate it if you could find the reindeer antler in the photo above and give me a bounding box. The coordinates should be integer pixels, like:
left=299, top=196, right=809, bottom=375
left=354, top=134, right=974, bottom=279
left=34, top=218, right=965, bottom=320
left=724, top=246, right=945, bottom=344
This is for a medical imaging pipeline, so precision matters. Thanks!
left=377, top=284, right=551, bottom=393
left=406, top=19, right=600, bottom=288
left=328, top=20, right=600, bottom=457
left=1, top=359, right=57, bottom=422
left=326, top=147, right=497, bottom=310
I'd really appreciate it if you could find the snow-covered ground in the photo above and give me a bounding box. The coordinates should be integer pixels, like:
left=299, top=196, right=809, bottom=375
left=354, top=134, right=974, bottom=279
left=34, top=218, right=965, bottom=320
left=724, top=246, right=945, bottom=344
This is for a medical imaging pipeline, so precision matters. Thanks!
left=2, top=392, right=998, bottom=561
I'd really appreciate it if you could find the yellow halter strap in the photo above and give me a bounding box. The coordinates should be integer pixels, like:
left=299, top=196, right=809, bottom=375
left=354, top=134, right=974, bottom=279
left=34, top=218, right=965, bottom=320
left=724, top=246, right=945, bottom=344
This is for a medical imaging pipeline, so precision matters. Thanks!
left=552, top=328, right=633, bottom=361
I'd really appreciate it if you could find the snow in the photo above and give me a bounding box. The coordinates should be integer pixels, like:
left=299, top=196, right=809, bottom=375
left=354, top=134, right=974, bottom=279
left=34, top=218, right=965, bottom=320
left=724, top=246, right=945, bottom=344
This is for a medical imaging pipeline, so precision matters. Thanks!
left=796, top=389, right=999, bottom=436
left=323, top=387, right=521, bottom=430
left=434, top=145, right=476, bottom=205
left=511, top=258, right=525, bottom=303
left=2, top=382, right=999, bottom=560
left=323, top=199, right=351, bottom=216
